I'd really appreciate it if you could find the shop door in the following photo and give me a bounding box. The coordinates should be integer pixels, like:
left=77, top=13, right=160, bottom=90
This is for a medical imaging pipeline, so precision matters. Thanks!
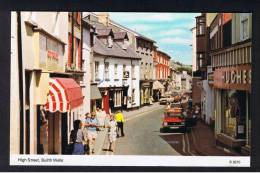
left=122, top=87, right=128, bottom=110
left=48, top=113, right=61, bottom=154
left=61, top=113, right=68, bottom=154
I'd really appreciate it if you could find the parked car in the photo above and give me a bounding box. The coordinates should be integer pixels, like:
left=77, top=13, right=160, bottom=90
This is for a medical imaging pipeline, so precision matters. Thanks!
left=159, top=95, right=174, bottom=105
left=160, top=107, right=186, bottom=133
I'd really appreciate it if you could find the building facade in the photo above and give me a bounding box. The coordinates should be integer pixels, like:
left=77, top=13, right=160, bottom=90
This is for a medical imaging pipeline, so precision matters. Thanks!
left=209, top=13, right=252, bottom=155
left=10, top=12, right=84, bottom=155
left=83, top=14, right=141, bottom=113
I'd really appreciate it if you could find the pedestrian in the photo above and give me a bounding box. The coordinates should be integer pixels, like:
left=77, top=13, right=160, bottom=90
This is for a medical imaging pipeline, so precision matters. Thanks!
left=70, top=120, right=85, bottom=155
left=115, top=110, right=125, bottom=137
left=82, top=112, right=90, bottom=153
left=105, top=114, right=117, bottom=152
left=85, top=112, right=99, bottom=154
left=96, top=108, right=106, bottom=130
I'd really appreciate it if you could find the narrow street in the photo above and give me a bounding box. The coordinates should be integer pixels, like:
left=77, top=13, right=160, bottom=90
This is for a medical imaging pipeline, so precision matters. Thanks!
left=100, top=104, right=238, bottom=156
left=101, top=107, right=180, bottom=155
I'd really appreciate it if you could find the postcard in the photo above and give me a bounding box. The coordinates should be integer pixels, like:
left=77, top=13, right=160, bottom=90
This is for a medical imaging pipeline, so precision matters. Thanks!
left=9, top=11, right=251, bottom=167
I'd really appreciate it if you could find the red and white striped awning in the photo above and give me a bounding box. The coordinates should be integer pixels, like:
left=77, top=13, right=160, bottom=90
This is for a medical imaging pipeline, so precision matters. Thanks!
left=45, top=78, right=83, bottom=113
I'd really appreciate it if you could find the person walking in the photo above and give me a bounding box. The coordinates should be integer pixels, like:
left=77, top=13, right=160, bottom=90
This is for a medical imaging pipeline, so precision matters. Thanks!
left=85, top=112, right=99, bottom=154
left=70, top=120, right=85, bottom=155
left=115, top=110, right=125, bottom=137
left=106, top=114, right=117, bottom=152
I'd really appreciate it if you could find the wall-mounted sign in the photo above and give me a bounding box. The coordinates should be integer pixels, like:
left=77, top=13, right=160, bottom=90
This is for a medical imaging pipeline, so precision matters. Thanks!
left=123, top=71, right=129, bottom=78
left=47, top=50, right=59, bottom=60
left=213, top=64, right=251, bottom=92
left=39, top=33, right=64, bottom=72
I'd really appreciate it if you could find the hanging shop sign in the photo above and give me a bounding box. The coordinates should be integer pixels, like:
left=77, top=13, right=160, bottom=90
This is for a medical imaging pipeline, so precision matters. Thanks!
left=213, top=64, right=251, bottom=92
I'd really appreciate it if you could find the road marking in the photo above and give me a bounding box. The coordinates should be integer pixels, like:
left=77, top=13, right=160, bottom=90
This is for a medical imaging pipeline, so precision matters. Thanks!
left=182, top=134, right=186, bottom=155
left=185, top=132, right=195, bottom=156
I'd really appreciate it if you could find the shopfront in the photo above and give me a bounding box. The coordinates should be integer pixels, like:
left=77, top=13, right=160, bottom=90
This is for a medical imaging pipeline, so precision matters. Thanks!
left=213, top=64, right=251, bottom=154
left=140, top=81, right=153, bottom=106
left=38, top=77, right=83, bottom=154
left=108, top=86, right=129, bottom=112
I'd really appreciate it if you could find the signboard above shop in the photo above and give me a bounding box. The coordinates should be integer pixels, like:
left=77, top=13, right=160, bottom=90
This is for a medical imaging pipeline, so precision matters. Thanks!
left=213, top=64, right=251, bottom=92
left=39, top=32, right=65, bottom=72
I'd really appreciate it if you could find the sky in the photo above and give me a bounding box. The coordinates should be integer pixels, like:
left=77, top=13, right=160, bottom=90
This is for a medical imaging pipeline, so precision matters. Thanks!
left=108, top=12, right=200, bottom=65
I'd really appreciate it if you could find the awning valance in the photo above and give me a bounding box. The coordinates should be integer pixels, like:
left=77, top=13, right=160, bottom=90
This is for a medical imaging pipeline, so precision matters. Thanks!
left=45, top=78, right=83, bottom=113
left=90, top=84, right=102, bottom=100
left=153, top=80, right=165, bottom=90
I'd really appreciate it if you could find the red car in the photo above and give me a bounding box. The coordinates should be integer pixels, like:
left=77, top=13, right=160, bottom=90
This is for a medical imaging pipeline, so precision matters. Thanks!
left=160, top=107, right=186, bottom=133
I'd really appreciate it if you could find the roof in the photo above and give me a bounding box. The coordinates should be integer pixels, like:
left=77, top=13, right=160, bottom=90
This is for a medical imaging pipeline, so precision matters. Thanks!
left=109, top=19, right=156, bottom=43
left=94, top=34, right=141, bottom=60
left=96, top=29, right=113, bottom=37
left=114, top=32, right=128, bottom=40
left=156, top=49, right=171, bottom=59
left=83, top=16, right=141, bottom=60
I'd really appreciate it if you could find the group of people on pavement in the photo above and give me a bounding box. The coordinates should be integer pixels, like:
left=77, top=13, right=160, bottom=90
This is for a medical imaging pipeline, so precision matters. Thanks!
left=69, top=108, right=125, bottom=155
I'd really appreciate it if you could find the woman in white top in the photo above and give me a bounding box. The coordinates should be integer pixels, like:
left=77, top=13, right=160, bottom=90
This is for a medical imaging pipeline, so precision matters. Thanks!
left=106, top=114, right=117, bottom=152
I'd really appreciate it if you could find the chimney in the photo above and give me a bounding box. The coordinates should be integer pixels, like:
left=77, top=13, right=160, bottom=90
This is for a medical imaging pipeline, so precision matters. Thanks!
left=97, top=12, right=110, bottom=26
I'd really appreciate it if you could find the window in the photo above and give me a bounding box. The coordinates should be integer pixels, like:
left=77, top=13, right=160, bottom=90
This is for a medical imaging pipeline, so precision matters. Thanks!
left=95, top=61, right=99, bottom=80
left=123, top=64, right=126, bottom=72
left=105, top=62, right=109, bottom=80
left=114, top=64, right=118, bottom=78
left=240, top=14, right=249, bottom=41
left=114, top=91, right=122, bottom=107
left=108, top=35, right=113, bottom=47
left=196, top=16, right=206, bottom=36
left=132, top=89, right=135, bottom=103
left=132, top=65, right=135, bottom=78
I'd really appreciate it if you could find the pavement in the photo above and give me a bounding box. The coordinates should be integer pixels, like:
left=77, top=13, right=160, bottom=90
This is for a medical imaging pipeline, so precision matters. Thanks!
left=94, top=102, right=164, bottom=155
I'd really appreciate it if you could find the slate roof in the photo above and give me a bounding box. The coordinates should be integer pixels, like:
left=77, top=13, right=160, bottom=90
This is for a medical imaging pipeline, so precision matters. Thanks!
left=114, top=32, right=128, bottom=40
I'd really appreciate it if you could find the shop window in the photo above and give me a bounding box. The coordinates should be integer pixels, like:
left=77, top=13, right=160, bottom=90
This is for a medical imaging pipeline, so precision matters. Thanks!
left=114, top=91, right=122, bottom=107
left=132, top=89, right=135, bottom=103
left=221, top=90, right=247, bottom=139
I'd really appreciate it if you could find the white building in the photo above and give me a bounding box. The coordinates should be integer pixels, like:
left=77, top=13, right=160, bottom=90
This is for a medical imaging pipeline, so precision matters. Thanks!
left=175, top=71, right=192, bottom=91
left=83, top=15, right=141, bottom=113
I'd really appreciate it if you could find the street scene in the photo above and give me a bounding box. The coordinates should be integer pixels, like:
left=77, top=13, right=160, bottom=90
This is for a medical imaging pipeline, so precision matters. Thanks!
left=10, top=12, right=251, bottom=157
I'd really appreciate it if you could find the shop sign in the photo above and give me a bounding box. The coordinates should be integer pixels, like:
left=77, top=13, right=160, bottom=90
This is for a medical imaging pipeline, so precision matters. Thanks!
left=213, top=64, right=251, bottom=92
left=47, top=50, right=59, bottom=60
left=142, top=82, right=151, bottom=88
left=39, top=33, right=64, bottom=72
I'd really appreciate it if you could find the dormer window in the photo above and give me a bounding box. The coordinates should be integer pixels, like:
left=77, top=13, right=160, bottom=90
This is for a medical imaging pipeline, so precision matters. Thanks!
left=108, top=35, right=113, bottom=48
left=122, top=38, right=128, bottom=50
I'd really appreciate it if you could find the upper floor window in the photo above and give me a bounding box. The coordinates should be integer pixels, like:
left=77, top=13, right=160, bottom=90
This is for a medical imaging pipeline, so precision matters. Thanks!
left=108, top=35, right=113, bottom=47
left=196, top=16, right=206, bottom=36
left=114, top=64, right=118, bottom=78
left=132, top=65, right=135, bottom=78
left=240, top=14, right=250, bottom=41
left=104, top=62, right=109, bottom=80
left=123, top=64, right=126, bottom=72
left=95, top=61, right=99, bottom=80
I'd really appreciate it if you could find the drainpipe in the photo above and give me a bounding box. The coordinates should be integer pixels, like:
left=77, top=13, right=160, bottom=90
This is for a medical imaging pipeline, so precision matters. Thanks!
left=17, top=11, right=24, bottom=154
